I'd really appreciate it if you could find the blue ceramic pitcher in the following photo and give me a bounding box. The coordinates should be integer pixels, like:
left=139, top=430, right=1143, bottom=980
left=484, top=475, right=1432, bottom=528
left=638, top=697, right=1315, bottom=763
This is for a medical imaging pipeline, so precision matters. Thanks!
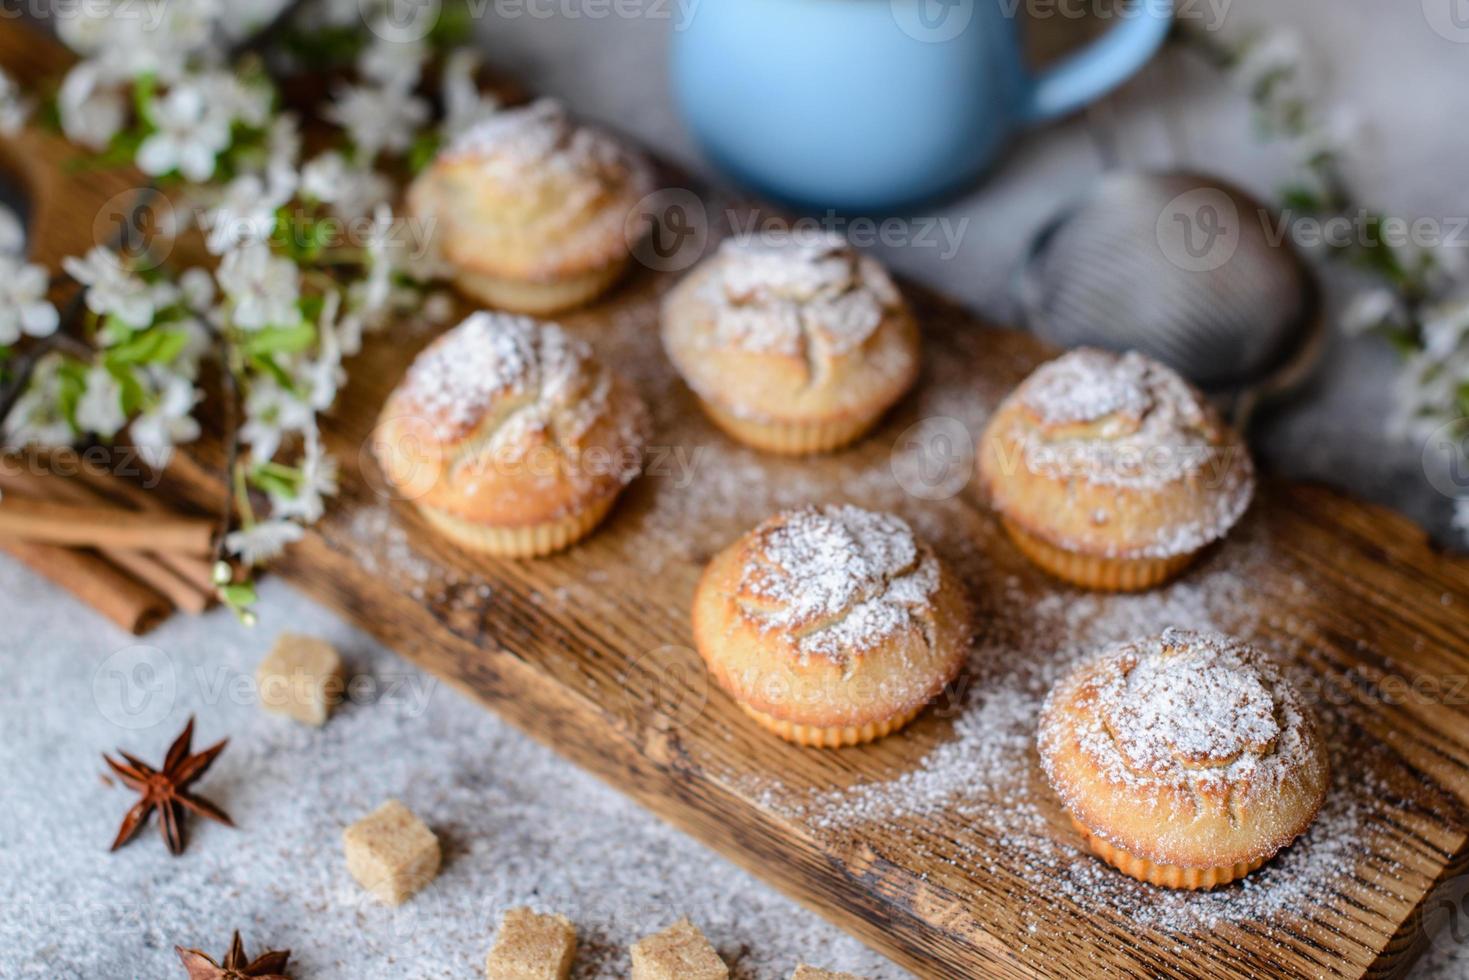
left=671, top=0, right=1173, bottom=211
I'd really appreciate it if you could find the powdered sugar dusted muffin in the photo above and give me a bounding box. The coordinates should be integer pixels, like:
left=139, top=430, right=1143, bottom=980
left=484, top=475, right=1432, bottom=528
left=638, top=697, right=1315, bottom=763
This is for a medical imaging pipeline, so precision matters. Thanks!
left=978, top=348, right=1255, bottom=590
left=661, top=232, right=920, bottom=454
left=692, top=505, right=970, bottom=747
left=408, top=99, right=656, bottom=314
left=1038, top=628, right=1329, bottom=890
left=374, top=312, right=650, bottom=557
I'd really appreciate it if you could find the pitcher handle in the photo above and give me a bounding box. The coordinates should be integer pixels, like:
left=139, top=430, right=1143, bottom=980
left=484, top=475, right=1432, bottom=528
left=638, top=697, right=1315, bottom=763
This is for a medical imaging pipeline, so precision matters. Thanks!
left=1019, top=0, right=1174, bottom=124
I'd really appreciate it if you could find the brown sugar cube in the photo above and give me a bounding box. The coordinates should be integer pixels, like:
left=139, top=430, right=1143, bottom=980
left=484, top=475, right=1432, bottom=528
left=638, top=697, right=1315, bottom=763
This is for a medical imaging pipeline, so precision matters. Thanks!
left=630, top=918, right=728, bottom=980
left=257, top=632, right=346, bottom=726
left=343, top=799, right=441, bottom=904
left=792, top=967, right=866, bottom=980
left=485, top=907, right=577, bottom=980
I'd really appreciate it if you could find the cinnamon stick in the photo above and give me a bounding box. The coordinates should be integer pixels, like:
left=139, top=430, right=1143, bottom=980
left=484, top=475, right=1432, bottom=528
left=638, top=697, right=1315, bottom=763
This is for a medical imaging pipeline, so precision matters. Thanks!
left=0, top=539, right=169, bottom=634
left=65, top=467, right=220, bottom=590
left=0, top=468, right=215, bottom=611
left=0, top=497, right=215, bottom=555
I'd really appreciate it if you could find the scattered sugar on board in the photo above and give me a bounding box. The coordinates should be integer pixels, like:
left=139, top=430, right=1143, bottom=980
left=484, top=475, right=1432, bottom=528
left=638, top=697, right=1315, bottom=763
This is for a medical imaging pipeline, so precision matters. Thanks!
left=753, top=549, right=1403, bottom=938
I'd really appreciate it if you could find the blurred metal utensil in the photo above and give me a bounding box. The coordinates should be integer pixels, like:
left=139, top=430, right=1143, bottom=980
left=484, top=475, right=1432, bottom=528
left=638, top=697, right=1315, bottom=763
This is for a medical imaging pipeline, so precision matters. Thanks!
left=1016, top=171, right=1324, bottom=429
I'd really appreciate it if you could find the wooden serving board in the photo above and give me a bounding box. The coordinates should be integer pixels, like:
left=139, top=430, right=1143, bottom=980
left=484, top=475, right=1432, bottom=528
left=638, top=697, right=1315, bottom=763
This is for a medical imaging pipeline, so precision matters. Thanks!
left=8, top=22, right=1469, bottom=979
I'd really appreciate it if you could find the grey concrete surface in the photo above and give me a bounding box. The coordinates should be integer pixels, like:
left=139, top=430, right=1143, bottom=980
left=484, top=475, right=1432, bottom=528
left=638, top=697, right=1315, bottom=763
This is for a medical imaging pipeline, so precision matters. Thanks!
left=5, top=3, right=1469, bottom=978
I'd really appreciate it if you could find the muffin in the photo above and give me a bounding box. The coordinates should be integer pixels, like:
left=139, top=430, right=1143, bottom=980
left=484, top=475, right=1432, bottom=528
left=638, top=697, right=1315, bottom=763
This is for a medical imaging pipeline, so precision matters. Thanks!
left=1038, top=628, right=1330, bottom=890
left=407, top=99, right=656, bottom=314
left=977, top=348, right=1254, bottom=591
left=692, top=505, right=970, bottom=747
left=373, top=311, right=650, bottom=557
left=661, top=233, right=920, bottom=454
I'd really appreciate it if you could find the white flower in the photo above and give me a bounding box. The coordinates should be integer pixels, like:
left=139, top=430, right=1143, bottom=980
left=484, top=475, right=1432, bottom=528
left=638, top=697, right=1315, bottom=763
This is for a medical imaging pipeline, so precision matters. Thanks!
left=57, top=62, right=127, bottom=151
left=203, top=172, right=291, bottom=255
left=265, top=113, right=302, bottom=185
left=217, top=242, right=300, bottom=331
left=136, top=82, right=233, bottom=183
left=359, top=33, right=428, bottom=92
left=324, top=82, right=428, bottom=161
left=1341, top=288, right=1405, bottom=336
left=300, top=151, right=392, bottom=221
left=75, top=365, right=127, bottom=438
left=59, top=0, right=221, bottom=83
left=422, top=291, right=456, bottom=324
left=130, top=373, right=202, bottom=463
left=270, top=434, right=338, bottom=522
left=3, top=354, right=74, bottom=448
left=0, top=204, right=22, bottom=255
left=304, top=289, right=346, bottom=407
left=0, top=256, right=59, bottom=345
left=1421, top=298, right=1469, bottom=360
left=239, top=377, right=314, bottom=462
left=357, top=204, right=395, bottom=314
left=0, top=67, right=32, bottom=136
left=179, top=267, right=217, bottom=313
left=63, top=247, right=157, bottom=327
left=225, top=518, right=304, bottom=565
left=298, top=0, right=363, bottom=29
left=201, top=69, right=273, bottom=130
left=441, top=50, right=500, bottom=140
left=1232, top=29, right=1309, bottom=95
left=216, top=0, right=294, bottom=41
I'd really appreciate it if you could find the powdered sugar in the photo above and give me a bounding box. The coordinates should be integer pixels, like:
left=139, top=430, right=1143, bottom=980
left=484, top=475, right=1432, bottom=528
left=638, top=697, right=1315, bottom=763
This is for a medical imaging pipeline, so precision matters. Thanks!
left=703, top=234, right=902, bottom=358
left=392, top=311, right=608, bottom=447
left=740, top=505, right=939, bottom=659
left=1078, top=628, right=1300, bottom=788
left=768, top=549, right=1397, bottom=939
left=1013, top=348, right=1239, bottom=491
left=447, top=98, right=635, bottom=185
left=1020, top=347, right=1162, bottom=428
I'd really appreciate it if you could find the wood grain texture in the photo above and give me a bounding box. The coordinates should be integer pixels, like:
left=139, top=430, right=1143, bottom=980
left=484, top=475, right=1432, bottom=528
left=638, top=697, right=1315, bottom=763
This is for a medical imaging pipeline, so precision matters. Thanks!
left=7, top=22, right=1469, bottom=978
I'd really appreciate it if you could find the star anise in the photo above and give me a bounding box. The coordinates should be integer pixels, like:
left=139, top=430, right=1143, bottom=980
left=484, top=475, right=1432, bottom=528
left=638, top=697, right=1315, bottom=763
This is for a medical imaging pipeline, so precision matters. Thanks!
left=104, top=716, right=233, bottom=855
left=176, top=931, right=291, bottom=979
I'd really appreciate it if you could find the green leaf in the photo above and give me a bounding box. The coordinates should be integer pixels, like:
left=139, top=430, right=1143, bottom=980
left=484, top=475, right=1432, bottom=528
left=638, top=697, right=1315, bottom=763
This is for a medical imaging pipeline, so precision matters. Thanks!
left=220, top=582, right=258, bottom=609
left=242, top=321, right=317, bottom=357
left=106, top=363, right=147, bottom=417
left=132, top=73, right=157, bottom=124
left=103, top=327, right=190, bottom=366
left=55, top=359, right=88, bottom=432
left=247, top=462, right=298, bottom=499
left=408, top=132, right=443, bottom=175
